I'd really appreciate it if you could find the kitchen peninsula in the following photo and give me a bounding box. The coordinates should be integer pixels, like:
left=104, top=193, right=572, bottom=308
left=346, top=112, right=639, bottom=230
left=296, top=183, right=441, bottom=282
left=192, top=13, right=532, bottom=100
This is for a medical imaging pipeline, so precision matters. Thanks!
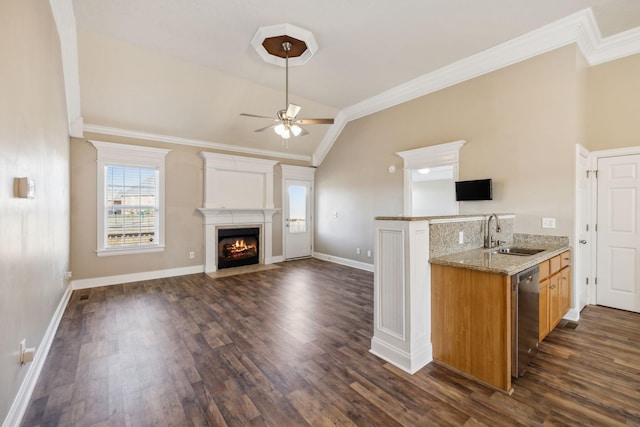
left=370, top=214, right=572, bottom=394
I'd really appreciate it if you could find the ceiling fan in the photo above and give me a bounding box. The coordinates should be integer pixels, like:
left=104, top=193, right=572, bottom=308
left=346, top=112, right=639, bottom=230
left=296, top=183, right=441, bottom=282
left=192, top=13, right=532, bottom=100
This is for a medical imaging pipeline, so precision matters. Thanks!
left=241, top=40, right=334, bottom=139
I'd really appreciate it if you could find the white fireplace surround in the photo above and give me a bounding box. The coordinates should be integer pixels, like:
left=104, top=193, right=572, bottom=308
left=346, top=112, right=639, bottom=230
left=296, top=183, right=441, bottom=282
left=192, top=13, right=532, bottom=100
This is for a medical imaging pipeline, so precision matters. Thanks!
left=197, top=152, right=279, bottom=273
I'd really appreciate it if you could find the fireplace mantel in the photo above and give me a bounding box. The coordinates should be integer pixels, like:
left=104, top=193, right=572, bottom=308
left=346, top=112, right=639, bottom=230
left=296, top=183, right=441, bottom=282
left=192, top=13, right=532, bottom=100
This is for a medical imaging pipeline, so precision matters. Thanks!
left=198, top=208, right=279, bottom=273
left=197, top=208, right=279, bottom=224
left=198, top=153, right=280, bottom=273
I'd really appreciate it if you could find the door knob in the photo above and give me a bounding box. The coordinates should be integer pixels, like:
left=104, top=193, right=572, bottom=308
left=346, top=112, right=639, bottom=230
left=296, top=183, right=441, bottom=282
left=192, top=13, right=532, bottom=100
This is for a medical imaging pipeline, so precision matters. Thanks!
left=579, top=239, right=587, bottom=244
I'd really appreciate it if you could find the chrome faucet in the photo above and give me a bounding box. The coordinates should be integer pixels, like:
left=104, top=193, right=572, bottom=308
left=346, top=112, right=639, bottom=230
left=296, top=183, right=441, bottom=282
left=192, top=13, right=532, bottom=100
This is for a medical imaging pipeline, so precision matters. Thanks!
left=484, top=213, right=502, bottom=248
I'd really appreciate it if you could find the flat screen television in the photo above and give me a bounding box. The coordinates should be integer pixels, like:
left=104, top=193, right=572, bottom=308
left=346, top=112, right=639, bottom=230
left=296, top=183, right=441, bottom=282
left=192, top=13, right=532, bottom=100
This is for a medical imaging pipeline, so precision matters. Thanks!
left=455, top=179, right=492, bottom=201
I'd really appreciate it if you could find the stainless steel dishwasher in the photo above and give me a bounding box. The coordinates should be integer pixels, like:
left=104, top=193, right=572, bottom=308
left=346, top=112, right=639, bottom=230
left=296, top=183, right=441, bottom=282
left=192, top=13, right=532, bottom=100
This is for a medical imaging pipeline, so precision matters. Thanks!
left=511, top=265, right=540, bottom=377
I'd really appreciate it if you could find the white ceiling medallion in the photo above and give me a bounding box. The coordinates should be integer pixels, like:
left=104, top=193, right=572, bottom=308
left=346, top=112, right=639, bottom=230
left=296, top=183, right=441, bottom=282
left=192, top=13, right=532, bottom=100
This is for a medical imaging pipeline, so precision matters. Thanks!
left=250, top=23, right=318, bottom=67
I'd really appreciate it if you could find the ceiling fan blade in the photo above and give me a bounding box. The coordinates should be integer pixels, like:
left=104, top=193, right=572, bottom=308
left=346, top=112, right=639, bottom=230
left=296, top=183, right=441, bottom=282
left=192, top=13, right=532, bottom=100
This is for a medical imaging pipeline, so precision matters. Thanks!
left=241, top=113, right=277, bottom=121
left=296, top=118, right=335, bottom=125
left=298, top=127, right=310, bottom=136
left=286, top=103, right=301, bottom=119
left=254, top=124, right=277, bottom=133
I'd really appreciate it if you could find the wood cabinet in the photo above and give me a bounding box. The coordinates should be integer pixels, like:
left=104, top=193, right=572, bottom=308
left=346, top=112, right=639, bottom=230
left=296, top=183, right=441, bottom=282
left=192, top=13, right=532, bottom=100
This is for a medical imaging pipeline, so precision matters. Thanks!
left=539, top=276, right=550, bottom=341
left=549, top=271, right=561, bottom=328
left=431, top=264, right=512, bottom=393
left=539, top=250, right=571, bottom=341
left=560, top=263, right=571, bottom=315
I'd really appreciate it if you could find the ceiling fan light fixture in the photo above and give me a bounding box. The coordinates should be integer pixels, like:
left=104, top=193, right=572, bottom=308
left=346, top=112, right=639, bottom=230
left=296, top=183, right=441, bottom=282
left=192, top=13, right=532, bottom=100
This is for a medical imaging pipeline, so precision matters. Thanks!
left=242, top=28, right=334, bottom=141
left=290, top=124, right=302, bottom=136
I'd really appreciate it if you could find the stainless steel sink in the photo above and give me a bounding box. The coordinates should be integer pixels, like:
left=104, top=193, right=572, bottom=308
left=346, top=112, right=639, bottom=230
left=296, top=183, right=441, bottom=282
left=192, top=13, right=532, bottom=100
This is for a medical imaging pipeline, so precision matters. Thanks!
left=492, top=247, right=544, bottom=256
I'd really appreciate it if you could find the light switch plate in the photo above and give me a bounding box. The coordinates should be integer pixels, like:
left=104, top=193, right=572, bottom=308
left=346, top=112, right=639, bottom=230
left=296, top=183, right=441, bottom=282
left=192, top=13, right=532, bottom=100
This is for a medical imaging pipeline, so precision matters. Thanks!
left=542, top=217, right=556, bottom=229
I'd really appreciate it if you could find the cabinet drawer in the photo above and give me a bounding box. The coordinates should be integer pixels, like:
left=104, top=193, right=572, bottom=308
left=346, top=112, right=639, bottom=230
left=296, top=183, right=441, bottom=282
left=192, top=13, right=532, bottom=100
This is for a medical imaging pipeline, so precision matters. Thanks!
left=560, top=250, right=571, bottom=268
left=539, top=260, right=550, bottom=280
left=549, top=255, right=561, bottom=274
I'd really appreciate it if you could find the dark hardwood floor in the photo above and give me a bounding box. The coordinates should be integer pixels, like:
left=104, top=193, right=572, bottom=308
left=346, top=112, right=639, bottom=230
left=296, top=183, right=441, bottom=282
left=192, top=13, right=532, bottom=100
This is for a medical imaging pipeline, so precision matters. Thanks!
left=22, top=259, right=640, bottom=426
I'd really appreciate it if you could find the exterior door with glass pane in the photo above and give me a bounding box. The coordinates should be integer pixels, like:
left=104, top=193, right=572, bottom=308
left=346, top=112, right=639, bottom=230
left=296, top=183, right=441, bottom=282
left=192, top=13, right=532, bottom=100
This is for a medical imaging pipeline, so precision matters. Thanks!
left=285, top=179, right=312, bottom=259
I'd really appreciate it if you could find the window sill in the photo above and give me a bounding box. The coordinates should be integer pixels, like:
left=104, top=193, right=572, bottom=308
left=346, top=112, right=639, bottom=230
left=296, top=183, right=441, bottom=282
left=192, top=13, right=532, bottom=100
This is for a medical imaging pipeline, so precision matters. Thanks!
left=96, top=245, right=165, bottom=257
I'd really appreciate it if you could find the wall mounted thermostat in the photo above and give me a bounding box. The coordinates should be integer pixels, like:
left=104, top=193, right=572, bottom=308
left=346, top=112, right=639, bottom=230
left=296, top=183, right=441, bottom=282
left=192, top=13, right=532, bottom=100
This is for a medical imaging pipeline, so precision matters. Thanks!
left=15, top=177, right=36, bottom=199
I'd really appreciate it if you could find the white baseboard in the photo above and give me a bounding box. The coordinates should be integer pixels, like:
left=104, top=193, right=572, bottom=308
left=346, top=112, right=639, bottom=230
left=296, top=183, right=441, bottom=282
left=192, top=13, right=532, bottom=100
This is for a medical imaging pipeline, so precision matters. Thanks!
left=3, top=284, right=73, bottom=427
left=369, top=337, right=432, bottom=375
left=564, top=307, right=581, bottom=322
left=269, top=255, right=284, bottom=264
left=72, top=265, right=204, bottom=289
left=312, top=252, right=374, bottom=272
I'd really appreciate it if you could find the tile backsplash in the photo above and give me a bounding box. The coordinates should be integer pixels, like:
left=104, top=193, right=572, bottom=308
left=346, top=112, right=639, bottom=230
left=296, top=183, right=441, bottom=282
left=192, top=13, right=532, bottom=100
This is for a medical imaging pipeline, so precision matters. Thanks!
left=429, top=215, right=514, bottom=258
left=428, top=215, right=570, bottom=259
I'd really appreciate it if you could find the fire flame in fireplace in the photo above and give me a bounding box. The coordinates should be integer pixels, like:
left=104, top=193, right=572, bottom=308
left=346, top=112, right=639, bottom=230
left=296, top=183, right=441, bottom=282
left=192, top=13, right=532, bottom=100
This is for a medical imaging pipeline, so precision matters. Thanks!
left=233, top=239, right=249, bottom=250
left=220, top=237, right=257, bottom=260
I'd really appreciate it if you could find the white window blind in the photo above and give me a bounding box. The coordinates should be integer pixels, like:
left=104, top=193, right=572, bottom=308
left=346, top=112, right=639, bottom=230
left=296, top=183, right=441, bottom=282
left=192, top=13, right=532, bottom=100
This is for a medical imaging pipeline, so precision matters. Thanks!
left=91, top=141, right=170, bottom=256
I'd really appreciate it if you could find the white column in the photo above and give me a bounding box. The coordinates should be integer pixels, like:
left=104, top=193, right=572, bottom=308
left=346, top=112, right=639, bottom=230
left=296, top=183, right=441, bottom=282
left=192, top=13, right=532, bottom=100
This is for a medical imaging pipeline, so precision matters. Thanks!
left=370, top=219, right=432, bottom=374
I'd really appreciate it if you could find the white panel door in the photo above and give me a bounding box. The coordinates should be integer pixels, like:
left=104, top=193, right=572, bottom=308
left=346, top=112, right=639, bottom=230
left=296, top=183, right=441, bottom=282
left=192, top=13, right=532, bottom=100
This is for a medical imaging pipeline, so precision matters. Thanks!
left=596, top=154, right=640, bottom=312
left=284, top=179, right=312, bottom=259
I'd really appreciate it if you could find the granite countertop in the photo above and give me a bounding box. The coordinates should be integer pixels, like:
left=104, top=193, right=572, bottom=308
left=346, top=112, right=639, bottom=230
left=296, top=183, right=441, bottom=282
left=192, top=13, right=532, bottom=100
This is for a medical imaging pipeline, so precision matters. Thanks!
left=429, top=243, right=570, bottom=275
left=375, top=214, right=508, bottom=221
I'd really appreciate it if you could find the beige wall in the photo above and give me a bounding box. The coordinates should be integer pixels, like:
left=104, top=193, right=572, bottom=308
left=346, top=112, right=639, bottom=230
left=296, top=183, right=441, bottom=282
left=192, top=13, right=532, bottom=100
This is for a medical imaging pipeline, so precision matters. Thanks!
left=71, top=134, right=293, bottom=280
left=0, top=0, right=70, bottom=422
left=71, top=41, right=640, bottom=279
left=71, top=134, right=201, bottom=279
left=586, top=53, right=640, bottom=150
left=315, top=45, right=585, bottom=261
left=77, top=29, right=338, bottom=158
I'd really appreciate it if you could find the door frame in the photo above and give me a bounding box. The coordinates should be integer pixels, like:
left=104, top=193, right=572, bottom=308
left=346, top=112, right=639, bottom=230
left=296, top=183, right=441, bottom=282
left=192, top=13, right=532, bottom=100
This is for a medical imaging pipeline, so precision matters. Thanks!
left=575, top=144, right=592, bottom=310
left=395, top=140, right=465, bottom=216
left=280, top=165, right=315, bottom=260
left=587, top=145, right=640, bottom=306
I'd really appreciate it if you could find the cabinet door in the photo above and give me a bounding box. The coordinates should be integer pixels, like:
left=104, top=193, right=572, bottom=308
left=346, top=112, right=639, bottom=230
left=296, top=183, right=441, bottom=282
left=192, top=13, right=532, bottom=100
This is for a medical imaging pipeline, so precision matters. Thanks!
left=549, top=272, right=561, bottom=329
left=560, top=266, right=571, bottom=315
left=539, top=278, right=549, bottom=341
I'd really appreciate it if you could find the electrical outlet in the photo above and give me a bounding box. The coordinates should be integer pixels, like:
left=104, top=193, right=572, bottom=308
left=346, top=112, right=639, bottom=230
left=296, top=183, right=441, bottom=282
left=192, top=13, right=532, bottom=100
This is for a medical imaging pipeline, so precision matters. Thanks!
left=356, top=248, right=361, bottom=255
left=367, top=250, right=372, bottom=257
left=542, top=218, right=556, bottom=229
left=189, top=251, right=195, bottom=259
left=459, top=231, right=464, bottom=244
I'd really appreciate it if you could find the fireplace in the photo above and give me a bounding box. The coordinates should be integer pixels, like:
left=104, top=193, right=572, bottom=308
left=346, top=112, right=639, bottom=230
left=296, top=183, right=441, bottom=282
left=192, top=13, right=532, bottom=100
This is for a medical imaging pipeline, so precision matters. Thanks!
left=198, top=152, right=279, bottom=273
left=217, top=227, right=260, bottom=269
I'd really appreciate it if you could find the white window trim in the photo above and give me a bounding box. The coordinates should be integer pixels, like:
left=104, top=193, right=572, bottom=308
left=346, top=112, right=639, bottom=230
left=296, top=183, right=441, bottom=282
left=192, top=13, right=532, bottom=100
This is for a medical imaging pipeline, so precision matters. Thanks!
left=396, top=140, right=466, bottom=216
left=90, top=140, right=171, bottom=256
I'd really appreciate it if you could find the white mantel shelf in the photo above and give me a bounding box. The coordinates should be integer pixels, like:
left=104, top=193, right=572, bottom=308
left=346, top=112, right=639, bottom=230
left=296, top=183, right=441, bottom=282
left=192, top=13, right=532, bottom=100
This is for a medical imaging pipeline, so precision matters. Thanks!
left=197, top=208, right=279, bottom=224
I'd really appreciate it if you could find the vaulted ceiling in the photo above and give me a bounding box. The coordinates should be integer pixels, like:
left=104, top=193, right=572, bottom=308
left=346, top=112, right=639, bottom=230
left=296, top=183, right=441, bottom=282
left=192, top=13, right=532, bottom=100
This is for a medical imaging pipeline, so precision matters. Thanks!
left=63, top=0, right=640, bottom=163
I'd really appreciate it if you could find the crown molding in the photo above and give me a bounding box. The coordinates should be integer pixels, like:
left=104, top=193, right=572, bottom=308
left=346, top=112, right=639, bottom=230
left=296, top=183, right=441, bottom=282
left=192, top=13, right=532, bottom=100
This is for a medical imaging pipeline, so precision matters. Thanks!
left=312, top=7, right=640, bottom=165
left=585, top=26, right=640, bottom=65
left=49, top=0, right=83, bottom=138
left=311, top=110, right=348, bottom=166
left=50, top=4, right=640, bottom=164
left=83, top=124, right=312, bottom=162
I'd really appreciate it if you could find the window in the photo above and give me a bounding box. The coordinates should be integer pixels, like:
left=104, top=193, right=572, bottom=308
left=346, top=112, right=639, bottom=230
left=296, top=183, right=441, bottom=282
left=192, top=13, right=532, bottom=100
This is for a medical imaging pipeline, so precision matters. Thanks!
left=91, top=141, right=171, bottom=256
left=287, top=185, right=308, bottom=233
